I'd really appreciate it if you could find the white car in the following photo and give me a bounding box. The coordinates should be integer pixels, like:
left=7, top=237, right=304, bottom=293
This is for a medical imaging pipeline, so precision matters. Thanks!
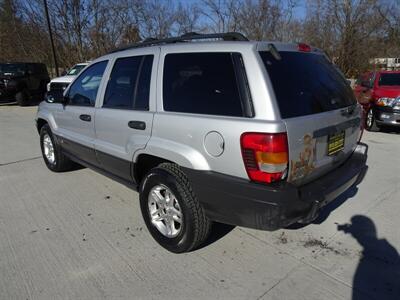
left=46, top=63, right=89, bottom=98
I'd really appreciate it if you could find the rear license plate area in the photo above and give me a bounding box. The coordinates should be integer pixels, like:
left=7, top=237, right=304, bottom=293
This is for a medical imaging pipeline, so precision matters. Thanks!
left=327, top=131, right=345, bottom=156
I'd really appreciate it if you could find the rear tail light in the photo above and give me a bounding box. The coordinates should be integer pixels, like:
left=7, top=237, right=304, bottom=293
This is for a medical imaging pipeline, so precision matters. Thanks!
left=240, top=132, right=289, bottom=184
left=298, top=43, right=311, bottom=52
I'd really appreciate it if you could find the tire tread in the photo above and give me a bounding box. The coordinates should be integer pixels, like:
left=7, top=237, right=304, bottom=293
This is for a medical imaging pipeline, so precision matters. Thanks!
left=157, top=163, right=211, bottom=251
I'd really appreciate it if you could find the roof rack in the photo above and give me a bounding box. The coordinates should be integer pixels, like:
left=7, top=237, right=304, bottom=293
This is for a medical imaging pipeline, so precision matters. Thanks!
left=110, top=32, right=248, bottom=53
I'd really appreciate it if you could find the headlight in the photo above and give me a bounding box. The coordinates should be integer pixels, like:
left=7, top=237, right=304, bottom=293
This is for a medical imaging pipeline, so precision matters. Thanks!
left=46, top=82, right=51, bottom=92
left=376, top=97, right=395, bottom=107
left=394, top=97, right=400, bottom=110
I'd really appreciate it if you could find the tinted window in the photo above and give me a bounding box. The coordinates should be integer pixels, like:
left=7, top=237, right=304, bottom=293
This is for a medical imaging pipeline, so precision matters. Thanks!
left=0, top=63, right=26, bottom=76
left=104, top=57, right=141, bottom=109
left=27, top=64, right=36, bottom=74
left=38, top=64, right=48, bottom=75
left=103, top=55, right=153, bottom=110
left=163, top=53, right=244, bottom=116
left=68, top=61, right=107, bottom=106
left=260, top=52, right=356, bottom=119
left=135, top=56, right=153, bottom=110
left=378, top=73, right=400, bottom=86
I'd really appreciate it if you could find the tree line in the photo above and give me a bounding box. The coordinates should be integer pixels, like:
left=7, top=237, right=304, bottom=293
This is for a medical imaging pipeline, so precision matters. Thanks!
left=1, top=0, right=399, bottom=77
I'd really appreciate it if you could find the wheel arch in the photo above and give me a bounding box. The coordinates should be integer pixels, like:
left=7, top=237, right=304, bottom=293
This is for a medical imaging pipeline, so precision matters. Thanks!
left=36, top=118, right=48, bottom=134
left=36, top=109, right=58, bottom=135
left=133, top=140, right=211, bottom=185
left=133, top=154, right=172, bottom=186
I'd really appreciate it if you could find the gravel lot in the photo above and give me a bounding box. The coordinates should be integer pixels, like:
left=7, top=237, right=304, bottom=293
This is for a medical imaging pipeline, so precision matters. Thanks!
left=0, top=104, right=399, bottom=300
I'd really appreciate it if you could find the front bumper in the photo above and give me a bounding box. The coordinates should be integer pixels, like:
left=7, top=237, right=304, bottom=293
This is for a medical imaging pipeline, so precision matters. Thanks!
left=0, top=87, right=16, bottom=99
left=184, top=143, right=368, bottom=230
left=375, top=106, right=400, bottom=127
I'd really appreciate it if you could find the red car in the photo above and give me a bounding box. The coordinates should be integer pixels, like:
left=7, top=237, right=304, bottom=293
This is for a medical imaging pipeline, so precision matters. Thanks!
left=354, top=71, right=400, bottom=131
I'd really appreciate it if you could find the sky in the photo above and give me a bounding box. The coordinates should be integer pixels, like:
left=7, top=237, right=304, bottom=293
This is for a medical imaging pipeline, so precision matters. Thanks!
left=293, top=0, right=307, bottom=19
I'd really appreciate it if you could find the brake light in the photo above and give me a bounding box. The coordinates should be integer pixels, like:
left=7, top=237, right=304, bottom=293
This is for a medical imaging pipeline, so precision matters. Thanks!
left=298, top=43, right=311, bottom=52
left=240, top=133, right=289, bottom=184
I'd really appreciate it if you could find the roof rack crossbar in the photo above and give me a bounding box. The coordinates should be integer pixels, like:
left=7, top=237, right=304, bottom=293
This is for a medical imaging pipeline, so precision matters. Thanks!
left=110, top=32, right=248, bottom=53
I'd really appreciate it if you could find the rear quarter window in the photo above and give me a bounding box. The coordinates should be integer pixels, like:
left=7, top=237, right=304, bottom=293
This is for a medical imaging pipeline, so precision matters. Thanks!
left=163, top=52, right=246, bottom=117
left=260, top=51, right=356, bottom=119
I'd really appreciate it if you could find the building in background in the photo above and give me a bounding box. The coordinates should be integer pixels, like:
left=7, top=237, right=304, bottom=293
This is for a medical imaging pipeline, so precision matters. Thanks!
left=370, top=58, right=400, bottom=70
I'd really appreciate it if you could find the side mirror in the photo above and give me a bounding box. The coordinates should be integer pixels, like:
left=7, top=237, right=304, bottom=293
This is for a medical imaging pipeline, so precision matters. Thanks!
left=46, top=94, right=55, bottom=103
left=45, top=92, right=68, bottom=104
left=61, top=70, right=67, bottom=76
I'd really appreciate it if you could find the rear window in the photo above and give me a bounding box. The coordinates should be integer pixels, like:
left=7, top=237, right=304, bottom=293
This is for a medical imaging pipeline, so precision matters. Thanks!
left=260, top=51, right=356, bottom=119
left=378, top=73, right=400, bottom=86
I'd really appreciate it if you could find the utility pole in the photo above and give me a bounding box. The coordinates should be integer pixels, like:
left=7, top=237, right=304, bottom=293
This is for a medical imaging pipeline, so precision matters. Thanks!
left=43, top=0, right=59, bottom=76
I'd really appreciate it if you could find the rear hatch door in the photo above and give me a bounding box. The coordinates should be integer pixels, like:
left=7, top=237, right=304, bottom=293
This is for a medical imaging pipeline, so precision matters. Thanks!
left=260, top=49, right=361, bottom=186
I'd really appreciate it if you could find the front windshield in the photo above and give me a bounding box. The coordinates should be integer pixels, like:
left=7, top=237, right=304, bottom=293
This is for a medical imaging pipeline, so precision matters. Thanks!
left=67, top=64, right=86, bottom=76
left=0, top=63, right=26, bottom=75
left=378, top=73, right=400, bottom=86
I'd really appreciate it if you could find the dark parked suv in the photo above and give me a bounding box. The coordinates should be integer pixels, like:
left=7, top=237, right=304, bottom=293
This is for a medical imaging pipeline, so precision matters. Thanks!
left=0, top=62, right=50, bottom=106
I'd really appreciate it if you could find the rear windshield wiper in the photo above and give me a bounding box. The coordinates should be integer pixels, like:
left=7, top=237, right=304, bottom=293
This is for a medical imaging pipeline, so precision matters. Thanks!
left=267, top=43, right=281, bottom=61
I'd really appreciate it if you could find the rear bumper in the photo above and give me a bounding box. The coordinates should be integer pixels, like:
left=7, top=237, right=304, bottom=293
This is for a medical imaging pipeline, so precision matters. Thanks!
left=184, top=143, right=368, bottom=230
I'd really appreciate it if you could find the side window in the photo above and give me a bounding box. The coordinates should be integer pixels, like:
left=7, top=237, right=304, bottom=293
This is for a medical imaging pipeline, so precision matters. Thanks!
left=103, top=55, right=153, bottom=110
left=27, top=64, right=36, bottom=74
left=134, top=55, right=153, bottom=110
left=39, top=64, right=48, bottom=75
left=163, top=53, right=244, bottom=117
left=68, top=61, right=108, bottom=107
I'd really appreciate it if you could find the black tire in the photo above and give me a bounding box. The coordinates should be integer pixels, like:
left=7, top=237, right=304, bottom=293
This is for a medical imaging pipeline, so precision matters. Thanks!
left=40, top=124, right=74, bottom=172
left=15, top=89, right=30, bottom=106
left=139, top=163, right=212, bottom=253
left=365, top=108, right=380, bottom=132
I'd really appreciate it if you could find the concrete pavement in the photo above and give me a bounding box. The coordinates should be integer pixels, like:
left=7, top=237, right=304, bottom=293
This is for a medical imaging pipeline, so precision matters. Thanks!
left=0, top=105, right=399, bottom=299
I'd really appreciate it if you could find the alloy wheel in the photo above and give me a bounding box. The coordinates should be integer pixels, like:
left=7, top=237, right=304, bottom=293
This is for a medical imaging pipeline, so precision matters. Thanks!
left=148, top=184, right=183, bottom=238
left=43, top=134, right=55, bottom=164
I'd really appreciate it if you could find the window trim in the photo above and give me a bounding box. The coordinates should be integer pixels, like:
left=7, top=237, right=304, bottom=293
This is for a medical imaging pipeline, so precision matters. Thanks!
left=66, top=60, right=108, bottom=107
left=231, top=53, right=254, bottom=118
left=161, top=52, right=254, bottom=118
left=132, top=56, right=153, bottom=111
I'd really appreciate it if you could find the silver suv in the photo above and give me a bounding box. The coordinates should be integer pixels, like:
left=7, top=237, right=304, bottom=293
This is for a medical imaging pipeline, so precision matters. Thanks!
left=36, top=32, right=367, bottom=253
